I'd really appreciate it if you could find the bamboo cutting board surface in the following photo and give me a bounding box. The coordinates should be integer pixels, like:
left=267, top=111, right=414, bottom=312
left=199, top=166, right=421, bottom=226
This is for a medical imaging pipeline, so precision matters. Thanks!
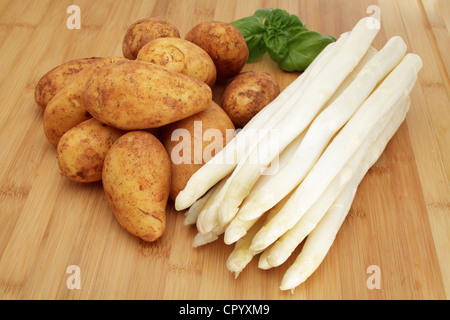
left=0, top=0, right=449, bottom=300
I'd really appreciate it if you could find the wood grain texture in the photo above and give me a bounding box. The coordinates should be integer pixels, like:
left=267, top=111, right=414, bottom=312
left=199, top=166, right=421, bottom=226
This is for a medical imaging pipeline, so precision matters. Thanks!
left=0, top=0, right=448, bottom=300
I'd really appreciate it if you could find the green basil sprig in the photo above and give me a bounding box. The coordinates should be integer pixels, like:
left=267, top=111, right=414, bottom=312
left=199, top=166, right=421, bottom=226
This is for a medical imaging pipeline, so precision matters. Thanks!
left=231, top=9, right=335, bottom=72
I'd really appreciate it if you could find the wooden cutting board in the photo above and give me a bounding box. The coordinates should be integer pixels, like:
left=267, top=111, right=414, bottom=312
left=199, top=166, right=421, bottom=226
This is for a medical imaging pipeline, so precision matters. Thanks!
left=0, top=0, right=448, bottom=300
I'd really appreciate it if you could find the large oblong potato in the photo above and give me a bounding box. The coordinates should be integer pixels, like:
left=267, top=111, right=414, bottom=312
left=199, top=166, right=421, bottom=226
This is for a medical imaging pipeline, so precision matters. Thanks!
left=137, top=37, right=216, bottom=88
left=83, top=60, right=212, bottom=130
left=122, top=17, right=180, bottom=60
left=43, top=57, right=126, bottom=146
left=185, top=21, right=249, bottom=79
left=57, top=118, right=125, bottom=183
left=35, top=57, right=102, bottom=110
left=102, top=131, right=171, bottom=242
left=161, top=101, right=235, bottom=201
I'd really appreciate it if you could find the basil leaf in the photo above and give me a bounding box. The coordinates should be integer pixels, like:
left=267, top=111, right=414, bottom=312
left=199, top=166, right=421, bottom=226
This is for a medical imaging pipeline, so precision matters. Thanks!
left=264, top=8, right=291, bottom=30
left=246, top=32, right=267, bottom=62
left=231, top=16, right=267, bottom=62
left=285, top=14, right=307, bottom=38
left=231, top=15, right=265, bottom=39
left=253, top=8, right=273, bottom=23
left=286, top=14, right=305, bottom=29
left=263, top=8, right=306, bottom=63
left=278, top=30, right=335, bottom=72
left=231, top=8, right=336, bottom=70
left=264, top=28, right=289, bottom=63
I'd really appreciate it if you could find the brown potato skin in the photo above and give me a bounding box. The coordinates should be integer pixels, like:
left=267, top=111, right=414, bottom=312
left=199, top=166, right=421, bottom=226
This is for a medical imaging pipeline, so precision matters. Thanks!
left=83, top=60, right=212, bottom=130
left=35, top=57, right=103, bottom=110
left=122, top=18, right=180, bottom=60
left=185, top=21, right=249, bottom=79
left=57, top=118, right=125, bottom=183
left=43, top=57, right=126, bottom=146
left=161, top=101, right=235, bottom=201
left=102, top=131, right=171, bottom=242
left=137, top=37, right=216, bottom=88
left=221, top=71, right=280, bottom=128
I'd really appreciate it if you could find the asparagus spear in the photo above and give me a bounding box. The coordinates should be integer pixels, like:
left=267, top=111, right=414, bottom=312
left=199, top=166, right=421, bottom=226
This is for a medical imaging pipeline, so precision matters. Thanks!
left=192, top=224, right=225, bottom=248
left=226, top=195, right=287, bottom=277
left=184, top=184, right=217, bottom=226
left=250, top=54, right=422, bottom=252
left=196, top=174, right=231, bottom=234
left=260, top=95, right=410, bottom=269
left=174, top=32, right=349, bottom=211
left=223, top=45, right=379, bottom=244
left=236, top=37, right=406, bottom=224
left=280, top=96, right=411, bottom=292
left=218, top=18, right=380, bottom=227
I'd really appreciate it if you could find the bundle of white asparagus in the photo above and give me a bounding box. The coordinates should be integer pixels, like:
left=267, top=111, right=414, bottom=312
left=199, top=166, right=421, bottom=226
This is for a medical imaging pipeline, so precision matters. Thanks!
left=175, top=17, right=422, bottom=292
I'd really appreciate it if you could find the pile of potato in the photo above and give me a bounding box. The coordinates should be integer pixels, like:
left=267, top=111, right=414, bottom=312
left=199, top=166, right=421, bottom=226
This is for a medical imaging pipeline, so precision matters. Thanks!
left=35, top=17, right=280, bottom=242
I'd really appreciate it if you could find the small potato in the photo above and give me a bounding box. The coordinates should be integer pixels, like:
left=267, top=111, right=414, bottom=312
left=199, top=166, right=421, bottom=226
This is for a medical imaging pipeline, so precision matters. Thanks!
left=57, top=118, right=124, bottom=183
left=185, top=21, right=249, bottom=79
left=161, top=101, right=235, bottom=201
left=35, top=57, right=103, bottom=110
left=122, top=17, right=180, bottom=60
left=221, top=71, right=280, bottom=128
left=84, top=60, right=212, bottom=130
left=137, top=37, right=216, bottom=88
left=43, top=57, right=125, bottom=146
left=102, top=131, right=171, bottom=242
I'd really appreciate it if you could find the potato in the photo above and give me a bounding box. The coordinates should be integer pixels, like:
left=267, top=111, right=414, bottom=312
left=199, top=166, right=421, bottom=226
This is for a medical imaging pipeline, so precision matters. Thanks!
left=122, top=17, right=180, bottom=60
left=161, top=101, right=235, bottom=201
left=57, top=118, right=124, bottom=183
left=137, top=37, right=216, bottom=88
left=43, top=57, right=125, bottom=146
left=185, top=21, right=249, bottom=79
left=84, top=60, right=212, bottom=130
left=102, top=131, right=171, bottom=242
left=35, top=57, right=103, bottom=110
left=221, top=71, right=280, bottom=127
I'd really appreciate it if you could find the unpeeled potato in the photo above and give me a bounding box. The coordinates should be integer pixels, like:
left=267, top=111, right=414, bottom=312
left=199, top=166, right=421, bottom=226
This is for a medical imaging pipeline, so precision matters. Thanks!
left=43, top=57, right=126, bottom=146
left=137, top=37, right=217, bottom=88
left=122, top=17, right=180, bottom=60
left=57, top=118, right=124, bottom=183
left=185, top=21, right=249, bottom=79
left=35, top=57, right=102, bottom=110
left=102, top=131, right=171, bottom=242
left=83, top=60, right=212, bottom=130
left=161, top=101, right=235, bottom=201
left=221, top=71, right=280, bottom=128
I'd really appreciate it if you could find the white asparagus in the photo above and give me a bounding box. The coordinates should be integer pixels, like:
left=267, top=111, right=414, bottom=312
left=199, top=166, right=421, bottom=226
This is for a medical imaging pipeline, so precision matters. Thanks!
left=226, top=194, right=288, bottom=277
left=184, top=184, right=217, bottom=225
left=203, top=132, right=304, bottom=238
left=250, top=53, right=423, bottom=252
left=196, top=174, right=231, bottom=234
left=225, top=46, right=379, bottom=243
left=222, top=131, right=306, bottom=244
left=237, top=37, right=406, bottom=223
left=222, top=44, right=377, bottom=244
left=218, top=18, right=380, bottom=227
left=174, top=32, right=349, bottom=211
left=192, top=233, right=216, bottom=247
left=260, top=95, right=410, bottom=269
left=226, top=217, right=266, bottom=278
left=192, top=226, right=223, bottom=247
left=280, top=96, right=411, bottom=292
